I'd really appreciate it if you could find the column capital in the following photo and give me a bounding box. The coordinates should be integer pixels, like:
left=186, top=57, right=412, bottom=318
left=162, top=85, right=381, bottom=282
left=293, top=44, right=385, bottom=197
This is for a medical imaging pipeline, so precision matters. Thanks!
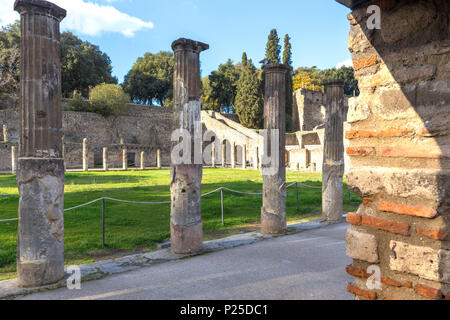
left=14, top=0, right=66, bottom=21
left=262, top=63, right=292, bottom=74
left=322, top=79, right=346, bottom=87
left=171, top=38, right=209, bottom=53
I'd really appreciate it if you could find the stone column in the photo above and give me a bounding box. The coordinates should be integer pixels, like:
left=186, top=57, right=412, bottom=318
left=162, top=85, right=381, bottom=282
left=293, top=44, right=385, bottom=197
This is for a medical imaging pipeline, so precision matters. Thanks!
left=14, top=0, right=66, bottom=288
left=170, top=38, right=209, bottom=254
left=322, top=80, right=345, bottom=223
left=140, top=151, right=145, bottom=170
left=11, top=146, right=16, bottom=174
left=242, top=145, right=246, bottom=169
left=261, top=64, right=290, bottom=235
left=82, top=138, right=88, bottom=171
left=122, top=148, right=127, bottom=170
left=157, top=149, right=161, bottom=169
left=211, top=146, right=216, bottom=168
left=254, top=147, right=259, bottom=170
left=222, top=142, right=226, bottom=168
left=3, top=125, right=7, bottom=142
left=231, top=142, right=236, bottom=168
left=103, top=147, right=108, bottom=171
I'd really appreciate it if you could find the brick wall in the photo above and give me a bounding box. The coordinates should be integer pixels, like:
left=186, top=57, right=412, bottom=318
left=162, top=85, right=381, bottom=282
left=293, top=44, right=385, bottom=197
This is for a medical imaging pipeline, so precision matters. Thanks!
left=345, top=0, right=450, bottom=300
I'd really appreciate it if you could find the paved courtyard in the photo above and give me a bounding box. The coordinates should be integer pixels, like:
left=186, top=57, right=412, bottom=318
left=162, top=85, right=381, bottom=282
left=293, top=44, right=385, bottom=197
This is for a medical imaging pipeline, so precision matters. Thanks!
left=18, top=222, right=353, bottom=300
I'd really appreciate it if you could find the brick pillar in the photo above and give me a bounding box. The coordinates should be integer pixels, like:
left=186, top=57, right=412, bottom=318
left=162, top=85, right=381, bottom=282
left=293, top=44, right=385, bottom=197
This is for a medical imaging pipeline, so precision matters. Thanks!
left=170, top=38, right=209, bottom=254
left=14, top=0, right=66, bottom=287
left=82, top=138, right=88, bottom=171
left=122, top=148, right=127, bottom=170
left=157, top=149, right=161, bottom=169
left=140, top=151, right=145, bottom=170
left=11, top=146, right=16, bottom=174
left=261, top=64, right=290, bottom=235
left=2, top=125, right=7, bottom=142
left=222, top=142, right=226, bottom=168
left=103, top=147, right=108, bottom=171
left=322, top=80, right=345, bottom=223
left=343, top=0, right=450, bottom=300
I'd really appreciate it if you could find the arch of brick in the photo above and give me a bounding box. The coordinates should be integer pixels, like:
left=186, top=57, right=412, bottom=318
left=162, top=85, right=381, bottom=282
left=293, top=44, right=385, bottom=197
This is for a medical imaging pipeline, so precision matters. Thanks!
left=337, top=0, right=450, bottom=300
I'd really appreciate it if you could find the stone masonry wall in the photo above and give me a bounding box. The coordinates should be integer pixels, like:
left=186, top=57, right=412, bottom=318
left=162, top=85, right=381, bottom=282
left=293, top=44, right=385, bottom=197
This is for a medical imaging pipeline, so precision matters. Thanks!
left=345, top=0, right=450, bottom=300
left=0, top=104, right=173, bottom=170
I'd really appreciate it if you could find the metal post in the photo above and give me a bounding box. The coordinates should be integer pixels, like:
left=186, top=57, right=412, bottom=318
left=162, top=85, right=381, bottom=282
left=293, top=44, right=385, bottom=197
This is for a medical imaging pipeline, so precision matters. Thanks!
left=296, top=182, right=299, bottom=211
left=221, top=189, right=224, bottom=226
left=102, top=198, right=106, bottom=248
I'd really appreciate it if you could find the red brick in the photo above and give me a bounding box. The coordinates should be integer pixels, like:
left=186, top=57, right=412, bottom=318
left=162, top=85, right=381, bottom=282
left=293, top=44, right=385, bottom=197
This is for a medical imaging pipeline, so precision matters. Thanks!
left=416, top=284, right=443, bottom=300
left=362, top=198, right=373, bottom=205
left=346, top=147, right=376, bottom=156
left=379, top=201, right=438, bottom=219
left=416, top=228, right=447, bottom=241
left=347, top=213, right=362, bottom=225
left=346, top=128, right=414, bottom=140
left=347, top=283, right=377, bottom=300
left=445, top=293, right=450, bottom=300
left=380, top=145, right=450, bottom=159
left=353, top=55, right=378, bottom=71
left=381, top=277, right=412, bottom=288
left=361, top=216, right=410, bottom=236
left=346, top=265, right=370, bottom=278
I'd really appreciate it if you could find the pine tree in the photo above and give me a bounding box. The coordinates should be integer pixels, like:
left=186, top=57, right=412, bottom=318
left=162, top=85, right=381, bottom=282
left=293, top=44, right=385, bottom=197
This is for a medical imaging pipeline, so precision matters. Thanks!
left=242, top=52, right=248, bottom=67
left=265, top=29, right=281, bottom=64
left=282, top=34, right=294, bottom=132
left=235, top=57, right=264, bottom=129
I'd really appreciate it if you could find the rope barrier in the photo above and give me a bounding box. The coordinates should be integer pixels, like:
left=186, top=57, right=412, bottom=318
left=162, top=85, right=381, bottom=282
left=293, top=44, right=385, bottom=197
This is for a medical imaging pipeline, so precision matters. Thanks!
left=0, top=181, right=324, bottom=224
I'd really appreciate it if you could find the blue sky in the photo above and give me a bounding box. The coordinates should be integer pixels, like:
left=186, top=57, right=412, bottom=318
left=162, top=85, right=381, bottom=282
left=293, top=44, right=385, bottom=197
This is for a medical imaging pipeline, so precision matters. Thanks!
left=1, top=0, right=352, bottom=83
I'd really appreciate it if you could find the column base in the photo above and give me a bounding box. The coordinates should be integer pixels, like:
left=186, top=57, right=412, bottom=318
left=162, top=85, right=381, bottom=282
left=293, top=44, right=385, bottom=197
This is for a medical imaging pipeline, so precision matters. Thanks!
left=261, top=207, right=286, bottom=235
left=170, top=221, right=203, bottom=254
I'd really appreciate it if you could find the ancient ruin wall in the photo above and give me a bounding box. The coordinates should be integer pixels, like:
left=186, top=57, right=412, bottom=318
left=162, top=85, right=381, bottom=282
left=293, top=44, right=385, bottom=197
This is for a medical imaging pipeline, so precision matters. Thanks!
left=0, top=104, right=173, bottom=170
left=345, top=0, right=450, bottom=300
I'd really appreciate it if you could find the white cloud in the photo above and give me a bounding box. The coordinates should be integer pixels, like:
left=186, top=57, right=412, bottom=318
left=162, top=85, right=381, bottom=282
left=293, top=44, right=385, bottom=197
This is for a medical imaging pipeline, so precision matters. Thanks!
left=336, top=59, right=353, bottom=68
left=0, top=0, right=153, bottom=37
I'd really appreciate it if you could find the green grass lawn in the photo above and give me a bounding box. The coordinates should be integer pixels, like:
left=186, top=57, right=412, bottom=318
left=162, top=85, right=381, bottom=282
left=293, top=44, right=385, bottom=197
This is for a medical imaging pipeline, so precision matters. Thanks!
left=0, top=169, right=361, bottom=279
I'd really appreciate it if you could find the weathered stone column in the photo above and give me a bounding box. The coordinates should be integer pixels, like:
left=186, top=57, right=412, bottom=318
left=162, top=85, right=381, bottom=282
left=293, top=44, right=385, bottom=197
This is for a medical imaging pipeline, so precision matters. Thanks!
left=170, top=38, right=209, bottom=254
left=140, top=151, right=145, bottom=170
left=3, top=125, right=7, bottom=142
left=11, top=146, right=16, bottom=174
left=157, top=149, right=161, bottom=169
left=211, top=146, right=216, bottom=168
left=82, top=138, right=88, bottom=171
left=231, top=142, right=236, bottom=169
left=122, top=148, right=127, bottom=170
left=261, top=64, right=290, bottom=235
left=103, top=147, right=108, bottom=171
left=322, top=80, right=345, bottom=223
left=14, top=0, right=66, bottom=288
left=254, top=147, right=259, bottom=170
left=242, top=145, right=246, bottom=169
left=222, top=142, right=226, bottom=168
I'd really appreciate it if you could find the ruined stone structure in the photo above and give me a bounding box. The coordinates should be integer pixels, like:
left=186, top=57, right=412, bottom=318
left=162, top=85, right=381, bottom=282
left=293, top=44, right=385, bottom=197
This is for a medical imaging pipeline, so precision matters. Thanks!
left=261, top=64, right=290, bottom=235
left=14, top=0, right=66, bottom=287
left=340, top=0, right=450, bottom=300
left=170, top=38, right=209, bottom=254
left=322, top=80, right=346, bottom=223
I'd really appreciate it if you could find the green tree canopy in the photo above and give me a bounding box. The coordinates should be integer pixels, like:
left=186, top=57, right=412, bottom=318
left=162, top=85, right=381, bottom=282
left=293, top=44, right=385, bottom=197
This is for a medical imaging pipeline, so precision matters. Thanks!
left=207, top=59, right=240, bottom=113
left=61, top=32, right=117, bottom=97
left=0, top=21, right=20, bottom=96
left=0, top=23, right=117, bottom=99
left=89, top=83, right=130, bottom=117
left=265, top=29, right=281, bottom=64
left=282, top=34, right=293, bottom=132
left=123, top=51, right=174, bottom=106
left=234, top=57, right=263, bottom=129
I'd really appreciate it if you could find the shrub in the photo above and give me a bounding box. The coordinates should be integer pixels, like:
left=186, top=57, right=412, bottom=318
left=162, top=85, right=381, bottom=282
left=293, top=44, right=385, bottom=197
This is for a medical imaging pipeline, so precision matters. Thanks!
left=89, top=83, right=130, bottom=117
left=66, top=91, right=91, bottom=112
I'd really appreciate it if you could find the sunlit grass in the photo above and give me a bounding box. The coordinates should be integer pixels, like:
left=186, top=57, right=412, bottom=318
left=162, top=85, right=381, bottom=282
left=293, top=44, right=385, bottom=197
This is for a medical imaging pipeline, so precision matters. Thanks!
left=0, top=168, right=360, bottom=277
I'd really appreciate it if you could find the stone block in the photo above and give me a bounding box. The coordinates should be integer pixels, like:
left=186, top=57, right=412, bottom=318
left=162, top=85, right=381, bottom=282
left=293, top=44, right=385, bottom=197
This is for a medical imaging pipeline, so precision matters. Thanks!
left=346, top=229, right=379, bottom=263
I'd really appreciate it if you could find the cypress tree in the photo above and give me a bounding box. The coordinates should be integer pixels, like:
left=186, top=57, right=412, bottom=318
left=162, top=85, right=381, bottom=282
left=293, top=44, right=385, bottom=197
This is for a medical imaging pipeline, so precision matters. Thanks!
left=282, top=34, right=294, bottom=132
left=265, top=29, right=281, bottom=64
left=235, top=57, right=264, bottom=129
left=242, top=52, right=248, bottom=67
